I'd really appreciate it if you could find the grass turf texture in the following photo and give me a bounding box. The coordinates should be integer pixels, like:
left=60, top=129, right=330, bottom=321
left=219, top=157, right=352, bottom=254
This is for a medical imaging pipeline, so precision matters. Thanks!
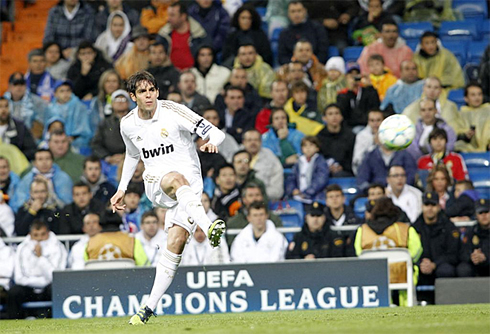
left=1, top=304, right=489, bottom=334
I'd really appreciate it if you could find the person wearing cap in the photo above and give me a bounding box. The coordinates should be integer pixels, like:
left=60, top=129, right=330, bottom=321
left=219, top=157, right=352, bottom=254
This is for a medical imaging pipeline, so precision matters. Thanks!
left=67, top=41, right=113, bottom=101
left=147, top=41, right=180, bottom=100
left=286, top=202, right=347, bottom=259
left=115, top=25, right=151, bottom=80
left=317, top=57, right=347, bottom=114
left=95, top=10, right=133, bottom=63
left=337, top=62, right=380, bottom=130
left=413, top=191, right=472, bottom=303
left=3, top=72, right=48, bottom=139
left=91, top=89, right=130, bottom=165
left=461, top=199, right=490, bottom=277
left=25, top=48, right=57, bottom=102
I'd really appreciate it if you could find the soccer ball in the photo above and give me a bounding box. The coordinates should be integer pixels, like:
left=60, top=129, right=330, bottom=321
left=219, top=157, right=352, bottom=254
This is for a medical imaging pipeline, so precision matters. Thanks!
left=378, top=115, right=415, bottom=150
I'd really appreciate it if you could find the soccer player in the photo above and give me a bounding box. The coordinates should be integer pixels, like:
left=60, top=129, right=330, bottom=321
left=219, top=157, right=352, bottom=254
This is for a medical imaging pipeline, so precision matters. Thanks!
left=110, top=71, right=226, bottom=325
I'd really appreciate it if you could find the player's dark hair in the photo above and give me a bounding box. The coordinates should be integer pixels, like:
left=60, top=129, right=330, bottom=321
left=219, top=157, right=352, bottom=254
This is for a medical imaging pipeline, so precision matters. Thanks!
left=326, top=184, right=343, bottom=194
left=83, top=156, right=101, bottom=169
left=142, top=211, right=158, bottom=223
left=73, top=181, right=90, bottom=192
left=126, top=71, right=159, bottom=96
left=429, top=127, right=448, bottom=143
left=248, top=200, right=267, bottom=212
left=464, top=82, right=483, bottom=97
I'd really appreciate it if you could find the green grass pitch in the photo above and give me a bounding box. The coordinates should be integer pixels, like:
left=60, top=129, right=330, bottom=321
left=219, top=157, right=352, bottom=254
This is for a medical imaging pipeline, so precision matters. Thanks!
left=1, top=304, right=489, bottom=334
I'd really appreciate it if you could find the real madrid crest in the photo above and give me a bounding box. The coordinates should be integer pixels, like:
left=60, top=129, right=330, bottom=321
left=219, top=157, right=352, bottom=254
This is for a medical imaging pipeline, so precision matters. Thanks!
left=161, top=128, right=169, bottom=138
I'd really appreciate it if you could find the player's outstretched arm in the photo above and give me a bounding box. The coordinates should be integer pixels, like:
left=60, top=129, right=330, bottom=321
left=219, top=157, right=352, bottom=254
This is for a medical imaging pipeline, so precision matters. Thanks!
left=110, top=190, right=126, bottom=213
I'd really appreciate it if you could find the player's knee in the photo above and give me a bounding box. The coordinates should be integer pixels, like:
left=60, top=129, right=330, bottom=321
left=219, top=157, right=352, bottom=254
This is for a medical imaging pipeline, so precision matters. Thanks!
left=161, top=172, right=190, bottom=197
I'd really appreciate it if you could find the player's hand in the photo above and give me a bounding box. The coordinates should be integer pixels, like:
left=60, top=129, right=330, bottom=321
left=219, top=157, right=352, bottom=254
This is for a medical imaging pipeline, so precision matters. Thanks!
left=200, top=143, right=219, bottom=154
left=110, top=190, right=126, bottom=213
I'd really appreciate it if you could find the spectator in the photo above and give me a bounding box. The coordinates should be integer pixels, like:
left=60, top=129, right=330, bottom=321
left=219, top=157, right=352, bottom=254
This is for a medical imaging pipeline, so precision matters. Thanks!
left=381, top=60, right=424, bottom=114
left=461, top=83, right=490, bottom=113
left=59, top=182, right=104, bottom=235
left=262, top=108, right=304, bottom=167
left=157, top=2, right=210, bottom=70
left=286, top=136, right=329, bottom=204
left=0, top=97, right=37, bottom=161
left=178, top=71, right=212, bottom=115
left=317, top=57, right=347, bottom=114
left=3, top=72, right=47, bottom=139
left=95, top=11, right=133, bottom=63
left=43, top=42, right=71, bottom=80
left=403, top=76, right=466, bottom=135
left=413, top=191, right=472, bottom=304
left=284, top=79, right=320, bottom=123
left=7, top=221, right=67, bottom=319
left=286, top=202, right=347, bottom=259
left=91, top=89, right=130, bottom=164
left=418, top=128, right=468, bottom=181
left=479, top=45, right=490, bottom=102
left=191, top=45, right=231, bottom=104
left=48, top=130, right=85, bottom=183
left=181, top=224, right=230, bottom=266
left=140, top=0, right=176, bottom=35
left=337, top=63, right=380, bottom=129
left=166, top=91, right=183, bottom=103
left=406, top=98, right=456, bottom=161
left=358, top=0, right=405, bottom=17
left=188, top=0, right=230, bottom=53
left=212, top=164, right=241, bottom=220
left=80, top=156, right=116, bottom=205
left=363, top=183, right=411, bottom=223
left=135, top=211, right=168, bottom=267
left=232, top=151, right=267, bottom=197
left=325, top=184, right=361, bottom=226
left=230, top=201, right=288, bottom=263
left=242, top=129, right=284, bottom=201
left=94, top=0, right=140, bottom=38
left=68, top=213, right=102, bottom=269
left=233, top=43, right=275, bottom=99
left=352, top=110, right=384, bottom=175
left=279, top=59, right=317, bottom=93
left=264, top=0, right=290, bottom=37
left=195, top=134, right=227, bottom=182
left=43, top=0, right=95, bottom=59
left=0, top=238, right=14, bottom=307
left=352, top=0, right=392, bottom=46
left=121, top=183, right=145, bottom=233
left=11, top=149, right=73, bottom=214
left=367, top=54, right=398, bottom=101
left=89, top=69, right=123, bottom=132
left=115, top=26, right=151, bottom=80
left=0, top=156, right=20, bottom=207
left=85, top=210, right=148, bottom=265
left=67, top=41, right=112, bottom=101
left=385, top=165, right=422, bottom=223
left=222, top=5, right=273, bottom=66
left=425, top=165, right=453, bottom=210
left=357, top=19, right=413, bottom=78
left=413, top=31, right=464, bottom=89
left=356, top=145, right=417, bottom=191
left=278, top=1, right=328, bottom=65
left=202, top=108, right=239, bottom=163
left=316, top=103, right=355, bottom=177
left=446, top=180, right=479, bottom=222
left=147, top=42, right=180, bottom=100
left=462, top=199, right=490, bottom=277
left=45, top=80, right=92, bottom=152
left=256, top=80, right=289, bottom=134
left=25, top=49, right=56, bottom=102
left=219, top=86, right=256, bottom=143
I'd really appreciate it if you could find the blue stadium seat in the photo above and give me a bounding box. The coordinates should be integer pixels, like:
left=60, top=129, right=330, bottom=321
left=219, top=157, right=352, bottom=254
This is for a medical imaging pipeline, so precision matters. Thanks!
left=270, top=27, right=283, bottom=67
left=256, top=7, right=266, bottom=18
left=354, top=197, right=368, bottom=218
left=460, top=152, right=490, bottom=168
left=343, top=46, right=363, bottom=64
left=481, top=20, right=490, bottom=41
left=328, top=46, right=340, bottom=57
left=329, top=177, right=358, bottom=204
left=406, top=39, right=419, bottom=52
left=440, top=21, right=479, bottom=42
left=447, top=89, right=465, bottom=109
left=452, top=0, right=488, bottom=20
left=476, top=186, right=490, bottom=199
left=399, top=22, right=433, bottom=43
left=468, top=169, right=490, bottom=182
left=442, top=41, right=469, bottom=67
left=467, top=41, right=489, bottom=64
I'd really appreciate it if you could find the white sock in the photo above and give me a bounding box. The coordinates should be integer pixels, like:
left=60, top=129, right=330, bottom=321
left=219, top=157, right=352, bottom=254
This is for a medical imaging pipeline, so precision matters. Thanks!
left=145, top=249, right=181, bottom=311
left=175, top=185, right=212, bottom=233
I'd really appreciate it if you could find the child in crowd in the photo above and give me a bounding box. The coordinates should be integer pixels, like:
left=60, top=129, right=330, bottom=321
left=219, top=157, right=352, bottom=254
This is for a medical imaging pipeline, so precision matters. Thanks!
left=286, top=136, right=329, bottom=204
left=446, top=180, right=480, bottom=222
left=367, top=54, right=397, bottom=101
left=284, top=81, right=322, bottom=123
left=318, top=57, right=347, bottom=114
left=212, top=164, right=241, bottom=220
left=120, top=183, right=145, bottom=233
left=418, top=128, right=468, bottom=181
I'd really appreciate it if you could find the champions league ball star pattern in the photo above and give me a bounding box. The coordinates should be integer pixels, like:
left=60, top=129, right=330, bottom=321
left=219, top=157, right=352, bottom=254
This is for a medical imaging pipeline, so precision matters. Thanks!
left=378, top=115, right=416, bottom=151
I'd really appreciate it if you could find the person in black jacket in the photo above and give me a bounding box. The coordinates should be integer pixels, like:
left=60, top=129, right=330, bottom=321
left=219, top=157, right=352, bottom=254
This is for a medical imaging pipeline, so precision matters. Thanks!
left=446, top=180, right=480, bottom=222
left=325, top=184, right=361, bottom=226
left=147, top=42, right=180, bottom=100
left=58, top=182, right=104, bottom=235
left=80, top=156, right=116, bottom=206
left=67, top=41, right=112, bottom=101
left=0, top=97, right=37, bottom=161
left=287, top=202, right=346, bottom=259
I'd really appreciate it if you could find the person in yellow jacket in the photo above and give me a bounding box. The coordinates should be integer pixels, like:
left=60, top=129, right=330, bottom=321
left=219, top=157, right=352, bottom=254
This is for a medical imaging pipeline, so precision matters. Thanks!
left=354, top=197, right=422, bottom=306
left=367, top=54, right=398, bottom=101
left=85, top=210, right=149, bottom=266
left=140, top=0, right=177, bottom=35
left=413, top=31, right=465, bottom=89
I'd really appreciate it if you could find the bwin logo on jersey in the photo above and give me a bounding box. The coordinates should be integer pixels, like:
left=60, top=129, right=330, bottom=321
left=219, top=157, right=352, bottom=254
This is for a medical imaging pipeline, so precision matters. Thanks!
left=142, top=144, right=174, bottom=158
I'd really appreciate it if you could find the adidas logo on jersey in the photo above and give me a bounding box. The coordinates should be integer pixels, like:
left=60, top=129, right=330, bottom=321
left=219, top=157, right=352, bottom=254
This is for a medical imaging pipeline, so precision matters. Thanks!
left=142, top=144, right=174, bottom=158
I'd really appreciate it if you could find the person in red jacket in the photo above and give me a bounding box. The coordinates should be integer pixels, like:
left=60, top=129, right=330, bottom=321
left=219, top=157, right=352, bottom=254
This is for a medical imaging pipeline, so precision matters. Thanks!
left=418, top=127, right=468, bottom=181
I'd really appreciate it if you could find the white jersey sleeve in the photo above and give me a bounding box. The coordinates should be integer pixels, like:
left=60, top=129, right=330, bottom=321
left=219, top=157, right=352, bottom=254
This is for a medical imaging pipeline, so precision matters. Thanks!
left=118, top=119, right=141, bottom=193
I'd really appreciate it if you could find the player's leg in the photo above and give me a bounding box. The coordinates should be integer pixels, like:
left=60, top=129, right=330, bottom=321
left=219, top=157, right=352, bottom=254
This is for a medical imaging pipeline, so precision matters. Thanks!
left=129, top=225, right=188, bottom=325
left=160, top=172, right=225, bottom=247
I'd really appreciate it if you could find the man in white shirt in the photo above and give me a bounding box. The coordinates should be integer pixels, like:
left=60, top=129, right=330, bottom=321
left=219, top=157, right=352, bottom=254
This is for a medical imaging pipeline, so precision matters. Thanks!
left=386, top=165, right=422, bottom=223
left=110, top=71, right=226, bottom=325
left=135, top=211, right=168, bottom=267
left=7, top=221, right=67, bottom=319
left=352, top=110, right=384, bottom=175
left=68, top=213, right=102, bottom=270
left=230, top=201, right=288, bottom=263
left=181, top=226, right=230, bottom=266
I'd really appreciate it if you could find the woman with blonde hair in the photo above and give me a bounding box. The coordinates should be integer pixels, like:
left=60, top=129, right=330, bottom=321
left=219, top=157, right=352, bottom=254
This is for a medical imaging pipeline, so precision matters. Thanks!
left=89, top=69, right=123, bottom=132
left=426, top=165, right=453, bottom=210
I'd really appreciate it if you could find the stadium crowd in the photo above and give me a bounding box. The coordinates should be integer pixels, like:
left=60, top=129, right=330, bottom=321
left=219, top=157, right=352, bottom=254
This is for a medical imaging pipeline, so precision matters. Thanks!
left=0, top=0, right=489, bottom=318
